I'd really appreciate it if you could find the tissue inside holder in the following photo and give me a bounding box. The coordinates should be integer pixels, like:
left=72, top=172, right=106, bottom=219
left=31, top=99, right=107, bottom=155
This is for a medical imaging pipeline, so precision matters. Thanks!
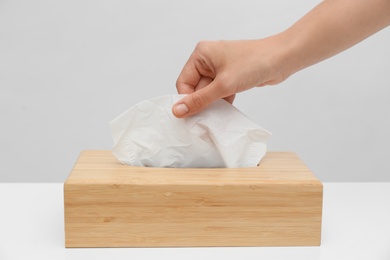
left=110, top=95, right=271, bottom=168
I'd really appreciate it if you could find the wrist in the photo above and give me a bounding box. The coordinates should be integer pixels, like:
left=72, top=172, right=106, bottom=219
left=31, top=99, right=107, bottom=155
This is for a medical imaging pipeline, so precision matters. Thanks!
left=264, top=29, right=320, bottom=84
left=251, top=34, right=298, bottom=86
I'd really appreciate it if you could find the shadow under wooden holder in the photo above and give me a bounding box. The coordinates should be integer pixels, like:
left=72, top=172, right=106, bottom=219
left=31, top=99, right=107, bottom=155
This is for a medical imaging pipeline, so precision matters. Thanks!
left=64, top=150, right=323, bottom=247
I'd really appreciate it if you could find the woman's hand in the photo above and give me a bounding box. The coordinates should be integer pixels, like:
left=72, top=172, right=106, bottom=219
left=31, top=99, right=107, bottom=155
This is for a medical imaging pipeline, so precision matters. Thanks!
left=172, top=38, right=287, bottom=117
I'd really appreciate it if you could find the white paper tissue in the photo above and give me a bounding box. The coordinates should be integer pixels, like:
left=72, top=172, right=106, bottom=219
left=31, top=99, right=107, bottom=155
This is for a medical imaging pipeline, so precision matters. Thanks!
left=110, top=95, right=271, bottom=168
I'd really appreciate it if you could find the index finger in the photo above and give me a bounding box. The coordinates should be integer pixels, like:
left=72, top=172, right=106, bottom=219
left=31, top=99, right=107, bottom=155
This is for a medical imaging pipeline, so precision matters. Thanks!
left=176, top=54, right=202, bottom=94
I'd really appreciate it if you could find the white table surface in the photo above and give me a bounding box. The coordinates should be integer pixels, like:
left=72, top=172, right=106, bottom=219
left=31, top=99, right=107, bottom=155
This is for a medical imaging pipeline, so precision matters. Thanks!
left=0, top=183, right=389, bottom=260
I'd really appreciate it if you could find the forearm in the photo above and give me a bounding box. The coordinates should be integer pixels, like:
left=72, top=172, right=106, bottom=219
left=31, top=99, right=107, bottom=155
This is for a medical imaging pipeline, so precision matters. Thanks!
left=173, top=0, right=390, bottom=117
left=276, top=0, right=390, bottom=78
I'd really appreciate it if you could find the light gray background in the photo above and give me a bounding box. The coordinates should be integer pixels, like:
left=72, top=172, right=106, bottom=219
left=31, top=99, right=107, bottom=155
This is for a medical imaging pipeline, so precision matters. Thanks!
left=1, top=0, right=389, bottom=182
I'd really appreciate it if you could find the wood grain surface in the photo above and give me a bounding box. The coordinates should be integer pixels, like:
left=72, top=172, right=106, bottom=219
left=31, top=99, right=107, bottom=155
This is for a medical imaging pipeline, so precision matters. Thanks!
left=64, top=150, right=323, bottom=247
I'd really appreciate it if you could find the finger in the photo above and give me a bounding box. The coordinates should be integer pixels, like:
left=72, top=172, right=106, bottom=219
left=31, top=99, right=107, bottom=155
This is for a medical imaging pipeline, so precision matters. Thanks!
left=172, top=80, right=223, bottom=118
left=224, top=94, right=236, bottom=104
left=176, top=55, right=202, bottom=94
left=194, top=76, right=213, bottom=91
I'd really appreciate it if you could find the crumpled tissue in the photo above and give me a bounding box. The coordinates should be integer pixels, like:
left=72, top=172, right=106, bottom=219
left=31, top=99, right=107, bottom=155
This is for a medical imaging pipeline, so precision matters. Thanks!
left=110, top=95, right=271, bottom=168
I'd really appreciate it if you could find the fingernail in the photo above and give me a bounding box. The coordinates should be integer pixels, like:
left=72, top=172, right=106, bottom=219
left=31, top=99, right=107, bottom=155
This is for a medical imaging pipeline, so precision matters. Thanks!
left=173, top=103, right=189, bottom=116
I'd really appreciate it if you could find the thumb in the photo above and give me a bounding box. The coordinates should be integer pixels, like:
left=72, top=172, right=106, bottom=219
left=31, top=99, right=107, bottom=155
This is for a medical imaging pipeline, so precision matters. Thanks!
left=172, top=81, right=221, bottom=118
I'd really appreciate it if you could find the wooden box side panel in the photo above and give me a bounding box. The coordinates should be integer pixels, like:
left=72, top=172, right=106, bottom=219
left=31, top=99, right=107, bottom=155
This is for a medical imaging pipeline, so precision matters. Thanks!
left=64, top=182, right=322, bottom=247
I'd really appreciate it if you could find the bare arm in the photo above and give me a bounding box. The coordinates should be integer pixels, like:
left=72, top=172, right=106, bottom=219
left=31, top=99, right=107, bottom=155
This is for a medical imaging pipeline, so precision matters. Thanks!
left=279, top=0, right=390, bottom=78
left=173, top=0, right=390, bottom=118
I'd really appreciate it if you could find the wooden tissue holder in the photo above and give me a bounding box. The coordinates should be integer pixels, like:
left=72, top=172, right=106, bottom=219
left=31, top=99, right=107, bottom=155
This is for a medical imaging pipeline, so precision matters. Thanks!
left=64, top=150, right=323, bottom=247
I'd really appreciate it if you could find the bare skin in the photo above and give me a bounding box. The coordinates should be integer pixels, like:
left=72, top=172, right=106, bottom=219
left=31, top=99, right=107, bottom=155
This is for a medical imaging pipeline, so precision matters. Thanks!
left=173, top=0, right=390, bottom=118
